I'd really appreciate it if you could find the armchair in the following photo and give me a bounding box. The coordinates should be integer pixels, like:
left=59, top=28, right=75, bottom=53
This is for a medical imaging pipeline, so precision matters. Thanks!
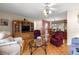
left=70, top=37, right=79, bottom=55
left=34, top=30, right=41, bottom=39
left=50, top=31, right=64, bottom=47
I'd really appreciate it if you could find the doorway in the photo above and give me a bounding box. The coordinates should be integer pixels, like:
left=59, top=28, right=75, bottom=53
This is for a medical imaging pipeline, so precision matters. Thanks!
left=42, top=20, right=50, bottom=42
left=51, top=20, right=67, bottom=45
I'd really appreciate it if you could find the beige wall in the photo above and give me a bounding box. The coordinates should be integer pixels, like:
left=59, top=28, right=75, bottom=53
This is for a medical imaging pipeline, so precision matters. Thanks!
left=0, top=11, right=66, bottom=33
left=34, top=18, right=66, bottom=31
left=34, top=20, right=42, bottom=30
left=67, top=8, right=79, bottom=45
left=0, top=12, right=33, bottom=33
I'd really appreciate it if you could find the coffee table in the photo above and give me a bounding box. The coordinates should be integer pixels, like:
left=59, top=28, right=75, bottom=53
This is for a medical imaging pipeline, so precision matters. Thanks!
left=29, top=39, right=47, bottom=55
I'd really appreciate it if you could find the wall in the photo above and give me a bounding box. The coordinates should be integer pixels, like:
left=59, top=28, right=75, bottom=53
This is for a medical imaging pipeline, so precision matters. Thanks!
left=34, top=17, right=66, bottom=31
left=67, top=8, right=79, bottom=45
left=34, top=20, right=42, bottom=30
left=0, top=12, right=34, bottom=33
left=34, top=19, right=51, bottom=31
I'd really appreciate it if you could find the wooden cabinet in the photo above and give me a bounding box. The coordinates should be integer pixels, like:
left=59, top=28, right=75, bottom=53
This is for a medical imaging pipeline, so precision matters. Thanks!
left=12, top=19, right=34, bottom=37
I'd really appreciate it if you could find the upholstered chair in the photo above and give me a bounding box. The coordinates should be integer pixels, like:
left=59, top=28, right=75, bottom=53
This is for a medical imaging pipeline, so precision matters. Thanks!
left=34, top=30, right=41, bottom=39
left=70, top=37, right=79, bottom=55
left=50, top=30, right=64, bottom=47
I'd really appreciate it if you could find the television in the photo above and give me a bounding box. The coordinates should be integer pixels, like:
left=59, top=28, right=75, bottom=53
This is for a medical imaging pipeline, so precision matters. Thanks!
left=22, top=26, right=30, bottom=32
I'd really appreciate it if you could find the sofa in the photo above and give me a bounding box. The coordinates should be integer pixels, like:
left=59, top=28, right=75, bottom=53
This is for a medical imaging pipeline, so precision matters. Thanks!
left=0, top=31, right=23, bottom=55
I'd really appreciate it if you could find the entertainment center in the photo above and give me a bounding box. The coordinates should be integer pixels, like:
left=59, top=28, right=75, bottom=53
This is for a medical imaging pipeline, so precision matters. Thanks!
left=12, top=19, right=34, bottom=37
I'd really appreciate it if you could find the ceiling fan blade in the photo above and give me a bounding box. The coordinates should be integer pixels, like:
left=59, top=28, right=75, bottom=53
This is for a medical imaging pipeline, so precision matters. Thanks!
left=50, top=8, right=57, bottom=11
left=42, top=3, right=55, bottom=7
left=48, top=3, right=56, bottom=7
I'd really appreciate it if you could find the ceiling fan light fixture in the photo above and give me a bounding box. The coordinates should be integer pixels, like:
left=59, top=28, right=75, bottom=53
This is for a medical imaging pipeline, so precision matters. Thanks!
left=43, top=10, right=47, bottom=16
left=43, top=9, right=52, bottom=16
left=43, top=9, right=46, bottom=14
left=49, top=10, right=52, bottom=14
left=44, top=13, right=47, bottom=16
left=42, top=3, right=55, bottom=16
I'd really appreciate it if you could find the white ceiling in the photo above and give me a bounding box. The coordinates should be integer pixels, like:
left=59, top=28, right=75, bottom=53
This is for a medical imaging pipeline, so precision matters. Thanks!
left=0, top=3, right=79, bottom=19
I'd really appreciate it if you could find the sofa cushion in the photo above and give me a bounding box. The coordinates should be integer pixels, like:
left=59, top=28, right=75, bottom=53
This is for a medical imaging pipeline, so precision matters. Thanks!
left=0, top=39, right=9, bottom=44
left=0, top=41, right=17, bottom=46
left=0, top=31, right=11, bottom=40
left=0, top=32, right=6, bottom=39
left=0, top=37, right=13, bottom=44
left=0, top=43, right=20, bottom=55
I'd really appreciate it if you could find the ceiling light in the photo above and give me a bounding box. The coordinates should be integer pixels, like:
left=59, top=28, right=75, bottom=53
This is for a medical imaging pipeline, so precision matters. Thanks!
left=44, top=13, right=47, bottom=16
left=42, top=3, right=57, bottom=16
left=43, top=9, right=46, bottom=14
left=43, top=10, right=47, bottom=16
left=43, top=9, right=52, bottom=16
left=49, top=10, right=52, bottom=14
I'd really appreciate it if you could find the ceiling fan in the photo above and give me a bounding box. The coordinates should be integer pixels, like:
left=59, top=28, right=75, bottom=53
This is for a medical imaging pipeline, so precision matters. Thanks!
left=42, top=3, right=57, bottom=16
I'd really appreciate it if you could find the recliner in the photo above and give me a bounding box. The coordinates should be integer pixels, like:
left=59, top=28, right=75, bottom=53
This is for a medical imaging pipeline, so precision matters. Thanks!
left=50, top=31, right=64, bottom=47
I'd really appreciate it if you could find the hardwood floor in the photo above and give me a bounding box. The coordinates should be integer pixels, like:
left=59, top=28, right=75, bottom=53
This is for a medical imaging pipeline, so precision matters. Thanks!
left=22, top=40, right=69, bottom=55
left=16, top=32, right=69, bottom=55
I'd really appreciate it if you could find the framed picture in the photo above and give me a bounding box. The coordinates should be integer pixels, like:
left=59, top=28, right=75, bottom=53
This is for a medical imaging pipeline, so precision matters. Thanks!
left=0, top=18, right=8, bottom=26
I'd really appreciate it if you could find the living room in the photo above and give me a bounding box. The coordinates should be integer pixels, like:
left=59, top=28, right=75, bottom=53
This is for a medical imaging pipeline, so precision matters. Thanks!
left=0, top=3, right=79, bottom=55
